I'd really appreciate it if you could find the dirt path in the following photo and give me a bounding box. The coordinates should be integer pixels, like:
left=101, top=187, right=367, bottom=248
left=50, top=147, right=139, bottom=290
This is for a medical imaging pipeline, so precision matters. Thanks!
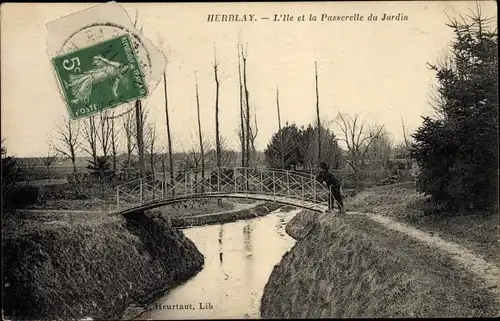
left=356, top=211, right=500, bottom=312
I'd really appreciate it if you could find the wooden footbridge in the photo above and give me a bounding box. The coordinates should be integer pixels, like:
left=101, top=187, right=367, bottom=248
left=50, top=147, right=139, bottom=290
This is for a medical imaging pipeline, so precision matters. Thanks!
left=116, top=167, right=333, bottom=215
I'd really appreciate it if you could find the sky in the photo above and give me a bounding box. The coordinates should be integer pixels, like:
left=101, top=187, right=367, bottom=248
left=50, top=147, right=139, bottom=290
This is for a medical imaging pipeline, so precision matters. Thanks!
left=1, top=1, right=498, bottom=157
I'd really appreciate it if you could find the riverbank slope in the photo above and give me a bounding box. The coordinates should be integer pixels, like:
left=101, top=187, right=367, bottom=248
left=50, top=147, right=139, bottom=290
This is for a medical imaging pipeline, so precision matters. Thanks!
left=260, top=210, right=498, bottom=318
left=2, top=210, right=204, bottom=320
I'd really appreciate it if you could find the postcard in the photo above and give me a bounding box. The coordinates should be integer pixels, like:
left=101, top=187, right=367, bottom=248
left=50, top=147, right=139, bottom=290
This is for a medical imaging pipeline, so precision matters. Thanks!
left=1, top=1, right=498, bottom=320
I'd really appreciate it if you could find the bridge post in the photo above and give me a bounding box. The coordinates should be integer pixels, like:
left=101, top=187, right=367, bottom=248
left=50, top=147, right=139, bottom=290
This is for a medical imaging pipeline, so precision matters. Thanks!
left=272, top=171, right=276, bottom=201
left=301, top=176, right=305, bottom=200
left=286, top=171, right=290, bottom=197
left=234, top=168, right=237, bottom=193
left=184, top=172, right=188, bottom=195
left=260, top=171, right=263, bottom=194
left=139, top=178, right=143, bottom=203
left=313, top=176, right=317, bottom=202
left=190, top=173, right=194, bottom=195
left=217, top=168, right=220, bottom=195
left=161, top=181, right=164, bottom=199
left=116, top=186, right=120, bottom=210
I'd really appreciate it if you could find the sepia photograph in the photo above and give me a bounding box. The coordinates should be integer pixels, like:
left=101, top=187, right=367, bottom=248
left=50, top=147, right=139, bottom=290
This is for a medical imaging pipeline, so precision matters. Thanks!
left=1, top=1, right=498, bottom=319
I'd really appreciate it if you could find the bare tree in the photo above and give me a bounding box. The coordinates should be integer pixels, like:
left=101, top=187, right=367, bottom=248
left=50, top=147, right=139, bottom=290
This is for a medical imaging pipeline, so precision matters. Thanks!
left=109, top=111, right=120, bottom=171
left=401, top=117, right=412, bottom=150
left=365, top=128, right=394, bottom=170
left=157, top=146, right=168, bottom=191
left=205, top=136, right=235, bottom=167
left=135, top=99, right=146, bottom=177
left=213, top=46, right=223, bottom=206
left=195, top=71, right=206, bottom=188
left=214, top=46, right=222, bottom=169
left=220, top=137, right=237, bottom=166
left=42, top=143, right=59, bottom=181
left=237, top=40, right=246, bottom=167
left=97, top=110, right=112, bottom=158
left=240, top=42, right=251, bottom=168
left=122, top=110, right=136, bottom=169
left=236, top=104, right=259, bottom=165
left=178, top=139, right=206, bottom=170
left=249, top=106, right=259, bottom=162
left=156, top=36, right=176, bottom=192
left=399, top=117, right=415, bottom=168
left=334, top=112, right=385, bottom=191
left=52, top=116, right=80, bottom=173
left=315, top=60, right=322, bottom=162
left=82, top=115, right=98, bottom=163
left=144, top=123, right=157, bottom=175
left=133, top=9, right=146, bottom=177
left=276, top=85, right=285, bottom=167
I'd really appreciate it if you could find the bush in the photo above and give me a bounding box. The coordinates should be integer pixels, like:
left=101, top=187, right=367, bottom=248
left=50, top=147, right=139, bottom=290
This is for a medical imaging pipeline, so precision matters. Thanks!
left=5, top=185, right=40, bottom=208
left=39, top=183, right=89, bottom=201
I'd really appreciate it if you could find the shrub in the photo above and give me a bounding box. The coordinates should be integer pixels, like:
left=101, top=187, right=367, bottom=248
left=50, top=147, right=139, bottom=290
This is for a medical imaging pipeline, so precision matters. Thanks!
left=410, top=10, right=498, bottom=213
left=5, top=185, right=40, bottom=208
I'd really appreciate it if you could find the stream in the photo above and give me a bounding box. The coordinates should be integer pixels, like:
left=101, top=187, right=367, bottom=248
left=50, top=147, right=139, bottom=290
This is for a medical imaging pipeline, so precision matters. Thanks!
left=135, top=208, right=301, bottom=320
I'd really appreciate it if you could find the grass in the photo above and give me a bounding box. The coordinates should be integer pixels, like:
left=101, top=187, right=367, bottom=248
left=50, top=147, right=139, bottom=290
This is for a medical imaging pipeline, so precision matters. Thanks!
left=2, top=210, right=204, bottom=320
left=347, top=183, right=500, bottom=264
left=260, top=211, right=498, bottom=318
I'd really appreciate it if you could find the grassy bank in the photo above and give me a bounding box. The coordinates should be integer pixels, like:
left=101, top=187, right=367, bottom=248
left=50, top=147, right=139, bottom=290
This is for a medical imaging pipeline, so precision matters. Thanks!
left=348, top=183, right=500, bottom=263
left=2, top=210, right=204, bottom=320
left=260, top=211, right=498, bottom=318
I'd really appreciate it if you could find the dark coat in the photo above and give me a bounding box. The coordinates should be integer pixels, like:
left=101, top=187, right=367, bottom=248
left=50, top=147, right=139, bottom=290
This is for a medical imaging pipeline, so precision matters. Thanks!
left=316, top=170, right=341, bottom=188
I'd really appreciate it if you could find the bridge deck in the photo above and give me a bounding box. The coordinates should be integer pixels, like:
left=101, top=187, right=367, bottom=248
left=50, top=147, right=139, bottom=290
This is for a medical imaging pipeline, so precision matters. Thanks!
left=116, top=167, right=333, bottom=215
left=117, top=193, right=329, bottom=216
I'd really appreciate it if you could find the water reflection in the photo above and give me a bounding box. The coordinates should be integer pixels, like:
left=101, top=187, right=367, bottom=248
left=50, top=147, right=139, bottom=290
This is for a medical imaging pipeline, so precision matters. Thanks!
left=136, top=208, right=300, bottom=320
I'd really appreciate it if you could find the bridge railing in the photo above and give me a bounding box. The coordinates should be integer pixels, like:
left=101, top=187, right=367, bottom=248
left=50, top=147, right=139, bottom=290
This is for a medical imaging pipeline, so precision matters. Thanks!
left=116, top=167, right=331, bottom=210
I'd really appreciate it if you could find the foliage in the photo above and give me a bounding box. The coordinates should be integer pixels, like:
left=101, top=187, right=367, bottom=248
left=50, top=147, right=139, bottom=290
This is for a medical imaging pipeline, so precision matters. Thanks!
left=1, top=140, right=39, bottom=209
left=264, top=122, right=302, bottom=170
left=7, top=185, right=40, bottom=208
left=87, top=156, right=115, bottom=198
left=410, top=8, right=498, bottom=212
left=299, top=124, right=342, bottom=170
left=264, top=122, right=341, bottom=170
left=1, top=140, right=18, bottom=189
left=87, top=156, right=115, bottom=181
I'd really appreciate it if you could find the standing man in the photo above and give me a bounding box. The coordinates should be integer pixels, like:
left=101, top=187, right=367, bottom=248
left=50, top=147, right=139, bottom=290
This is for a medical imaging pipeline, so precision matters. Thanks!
left=316, top=161, right=345, bottom=213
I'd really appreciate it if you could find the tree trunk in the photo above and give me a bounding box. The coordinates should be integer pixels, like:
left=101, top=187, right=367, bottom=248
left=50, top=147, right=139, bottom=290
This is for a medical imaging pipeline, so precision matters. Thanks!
left=135, top=100, right=145, bottom=178
left=70, top=147, right=77, bottom=173
left=88, top=116, right=98, bottom=164
left=276, top=85, right=285, bottom=168
left=111, top=116, right=117, bottom=171
left=163, top=72, right=175, bottom=196
left=162, top=156, right=166, bottom=197
left=214, top=48, right=222, bottom=206
left=195, top=72, right=205, bottom=193
left=242, top=46, right=251, bottom=169
left=214, top=55, right=221, bottom=168
left=315, top=61, right=321, bottom=163
left=238, top=47, right=246, bottom=167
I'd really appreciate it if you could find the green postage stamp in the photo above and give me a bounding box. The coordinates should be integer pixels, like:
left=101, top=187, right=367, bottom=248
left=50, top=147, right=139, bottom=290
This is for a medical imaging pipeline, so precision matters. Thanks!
left=52, top=35, right=148, bottom=119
